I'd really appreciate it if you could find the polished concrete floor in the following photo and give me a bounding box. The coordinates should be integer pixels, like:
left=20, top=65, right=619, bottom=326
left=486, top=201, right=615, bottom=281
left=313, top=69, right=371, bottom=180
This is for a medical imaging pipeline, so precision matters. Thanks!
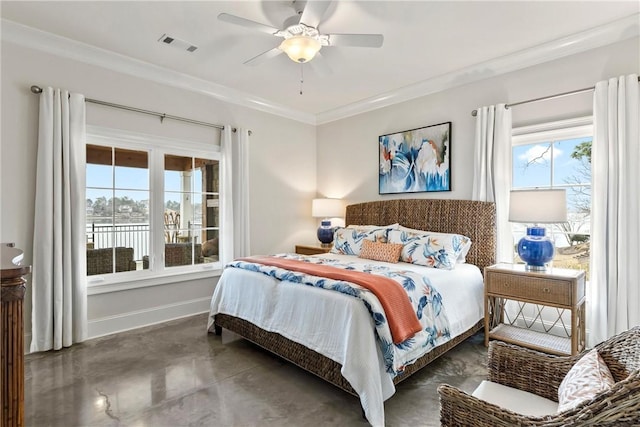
left=25, top=313, right=487, bottom=426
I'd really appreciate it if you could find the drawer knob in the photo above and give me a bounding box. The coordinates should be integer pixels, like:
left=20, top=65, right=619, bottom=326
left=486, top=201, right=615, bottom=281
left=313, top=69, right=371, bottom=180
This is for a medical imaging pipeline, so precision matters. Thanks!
left=543, top=287, right=550, bottom=293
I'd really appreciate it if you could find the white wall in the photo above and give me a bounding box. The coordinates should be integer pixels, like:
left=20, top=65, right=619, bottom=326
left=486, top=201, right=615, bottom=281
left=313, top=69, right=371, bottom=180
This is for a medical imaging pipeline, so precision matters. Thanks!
left=0, top=41, right=317, bottom=339
left=3, top=30, right=638, bottom=344
left=316, top=37, right=640, bottom=203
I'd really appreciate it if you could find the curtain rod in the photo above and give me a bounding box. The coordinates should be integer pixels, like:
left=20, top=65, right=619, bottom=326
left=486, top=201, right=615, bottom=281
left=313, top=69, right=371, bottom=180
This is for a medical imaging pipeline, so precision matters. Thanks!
left=30, top=85, right=225, bottom=130
left=470, top=76, right=640, bottom=116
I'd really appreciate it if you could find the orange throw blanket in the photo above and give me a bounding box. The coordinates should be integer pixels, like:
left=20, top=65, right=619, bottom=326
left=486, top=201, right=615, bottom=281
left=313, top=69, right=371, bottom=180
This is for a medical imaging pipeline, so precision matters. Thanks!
left=237, top=256, right=422, bottom=344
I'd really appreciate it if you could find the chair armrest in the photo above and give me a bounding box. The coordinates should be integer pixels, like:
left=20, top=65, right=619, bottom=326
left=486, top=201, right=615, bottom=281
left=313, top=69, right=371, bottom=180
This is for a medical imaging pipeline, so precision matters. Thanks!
left=439, top=377, right=640, bottom=427
left=438, top=384, right=545, bottom=426
left=488, top=341, right=581, bottom=401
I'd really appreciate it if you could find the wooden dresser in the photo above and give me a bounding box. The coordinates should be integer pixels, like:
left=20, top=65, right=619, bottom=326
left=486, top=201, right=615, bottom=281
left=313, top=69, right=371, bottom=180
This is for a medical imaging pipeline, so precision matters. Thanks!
left=1, top=244, right=31, bottom=427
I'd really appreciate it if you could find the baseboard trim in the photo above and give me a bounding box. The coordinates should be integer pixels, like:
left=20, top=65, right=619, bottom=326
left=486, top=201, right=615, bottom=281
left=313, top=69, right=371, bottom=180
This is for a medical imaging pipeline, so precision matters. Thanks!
left=87, top=296, right=211, bottom=340
left=23, top=297, right=211, bottom=354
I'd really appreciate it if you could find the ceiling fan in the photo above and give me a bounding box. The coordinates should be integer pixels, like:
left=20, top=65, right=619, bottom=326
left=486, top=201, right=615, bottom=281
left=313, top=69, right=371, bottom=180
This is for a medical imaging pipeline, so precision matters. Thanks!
left=218, top=0, right=384, bottom=69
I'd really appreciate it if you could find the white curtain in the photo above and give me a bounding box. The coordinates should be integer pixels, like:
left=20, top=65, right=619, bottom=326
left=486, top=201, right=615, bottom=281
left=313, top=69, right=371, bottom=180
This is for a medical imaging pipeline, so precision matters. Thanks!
left=472, top=104, right=513, bottom=263
left=589, top=74, right=640, bottom=346
left=220, top=126, right=251, bottom=264
left=31, top=87, right=87, bottom=352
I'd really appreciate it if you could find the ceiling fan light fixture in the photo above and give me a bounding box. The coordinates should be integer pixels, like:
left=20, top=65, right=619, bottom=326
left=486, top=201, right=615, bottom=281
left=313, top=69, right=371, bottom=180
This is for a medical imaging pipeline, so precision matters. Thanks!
left=279, top=35, right=321, bottom=63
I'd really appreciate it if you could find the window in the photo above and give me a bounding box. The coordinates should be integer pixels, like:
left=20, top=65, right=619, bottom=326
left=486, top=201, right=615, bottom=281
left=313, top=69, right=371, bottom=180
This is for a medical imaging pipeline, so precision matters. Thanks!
left=85, top=127, right=221, bottom=285
left=511, top=117, right=592, bottom=276
left=163, top=155, right=219, bottom=268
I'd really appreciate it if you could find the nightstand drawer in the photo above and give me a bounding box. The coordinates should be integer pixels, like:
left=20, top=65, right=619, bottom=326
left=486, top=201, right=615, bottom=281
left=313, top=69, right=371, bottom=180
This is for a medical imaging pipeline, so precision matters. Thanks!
left=486, top=272, right=572, bottom=306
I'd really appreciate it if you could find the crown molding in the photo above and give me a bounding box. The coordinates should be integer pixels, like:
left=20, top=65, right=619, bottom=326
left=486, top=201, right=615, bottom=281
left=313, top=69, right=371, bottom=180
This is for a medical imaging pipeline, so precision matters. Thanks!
left=315, top=13, right=640, bottom=125
left=2, top=14, right=638, bottom=126
left=1, top=19, right=317, bottom=125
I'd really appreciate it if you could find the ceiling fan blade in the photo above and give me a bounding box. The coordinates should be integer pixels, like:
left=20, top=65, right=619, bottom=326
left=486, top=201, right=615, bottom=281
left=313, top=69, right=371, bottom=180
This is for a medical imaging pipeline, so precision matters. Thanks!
left=217, top=13, right=280, bottom=35
left=243, top=46, right=283, bottom=66
left=327, top=33, right=384, bottom=48
left=299, top=0, right=332, bottom=28
left=309, top=52, right=332, bottom=77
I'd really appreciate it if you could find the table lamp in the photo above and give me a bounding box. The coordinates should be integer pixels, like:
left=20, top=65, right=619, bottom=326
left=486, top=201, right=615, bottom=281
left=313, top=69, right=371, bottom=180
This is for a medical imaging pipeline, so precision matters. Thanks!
left=509, top=189, right=567, bottom=271
left=311, top=198, right=345, bottom=247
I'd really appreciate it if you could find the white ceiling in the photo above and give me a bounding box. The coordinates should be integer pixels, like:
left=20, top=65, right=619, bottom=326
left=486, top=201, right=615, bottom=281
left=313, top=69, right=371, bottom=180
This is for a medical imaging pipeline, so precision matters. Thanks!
left=2, top=1, right=639, bottom=121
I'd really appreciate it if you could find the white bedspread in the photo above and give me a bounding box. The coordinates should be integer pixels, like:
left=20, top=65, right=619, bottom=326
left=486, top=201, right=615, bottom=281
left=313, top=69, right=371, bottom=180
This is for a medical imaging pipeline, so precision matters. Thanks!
left=207, top=253, right=484, bottom=427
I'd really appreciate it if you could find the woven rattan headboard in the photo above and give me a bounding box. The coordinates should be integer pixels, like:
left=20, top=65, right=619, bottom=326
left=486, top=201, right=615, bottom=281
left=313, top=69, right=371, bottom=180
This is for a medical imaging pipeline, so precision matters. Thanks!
left=345, top=199, right=497, bottom=273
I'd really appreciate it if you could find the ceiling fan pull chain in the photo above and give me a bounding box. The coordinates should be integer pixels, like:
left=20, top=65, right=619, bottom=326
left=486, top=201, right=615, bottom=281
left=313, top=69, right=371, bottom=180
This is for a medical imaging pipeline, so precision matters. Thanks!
left=299, top=63, right=304, bottom=95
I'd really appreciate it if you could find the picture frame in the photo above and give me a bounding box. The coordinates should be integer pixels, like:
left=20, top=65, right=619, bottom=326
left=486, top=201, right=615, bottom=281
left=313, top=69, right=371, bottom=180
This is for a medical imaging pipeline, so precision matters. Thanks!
left=379, top=121, right=451, bottom=194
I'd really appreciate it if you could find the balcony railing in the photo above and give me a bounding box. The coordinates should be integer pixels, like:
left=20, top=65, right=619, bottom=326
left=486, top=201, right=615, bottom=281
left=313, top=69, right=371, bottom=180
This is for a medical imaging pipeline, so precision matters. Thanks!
left=86, top=221, right=204, bottom=260
left=87, top=223, right=150, bottom=260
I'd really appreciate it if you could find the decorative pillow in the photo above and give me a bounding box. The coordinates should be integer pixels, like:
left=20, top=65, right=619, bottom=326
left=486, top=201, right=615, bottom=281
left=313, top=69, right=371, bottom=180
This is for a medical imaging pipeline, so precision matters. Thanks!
left=347, top=223, right=400, bottom=231
left=398, top=225, right=472, bottom=263
left=557, top=349, right=615, bottom=413
left=330, top=226, right=390, bottom=256
left=388, top=229, right=471, bottom=270
left=358, top=239, right=403, bottom=263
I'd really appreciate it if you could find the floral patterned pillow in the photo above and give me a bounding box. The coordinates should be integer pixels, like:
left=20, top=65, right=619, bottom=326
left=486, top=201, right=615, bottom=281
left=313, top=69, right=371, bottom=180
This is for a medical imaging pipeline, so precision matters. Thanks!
left=358, top=239, right=403, bottom=263
left=346, top=223, right=400, bottom=231
left=557, top=349, right=615, bottom=412
left=330, top=226, right=390, bottom=256
left=388, top=229, right=472, bottom=270
left=398, top=225, right=472, bottom=263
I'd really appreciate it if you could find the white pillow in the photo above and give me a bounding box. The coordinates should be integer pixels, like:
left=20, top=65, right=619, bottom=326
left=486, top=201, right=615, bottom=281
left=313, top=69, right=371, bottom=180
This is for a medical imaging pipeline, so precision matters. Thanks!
left=557, top=348, right=615, bottom=412
left=398, top=225, right=472, bottom=263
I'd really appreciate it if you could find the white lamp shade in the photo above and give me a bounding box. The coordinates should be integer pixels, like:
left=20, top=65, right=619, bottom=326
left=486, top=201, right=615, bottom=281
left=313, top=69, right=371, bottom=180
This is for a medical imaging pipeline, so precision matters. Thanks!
left=312, top=198, right=345, bottom=218
left=509, top=189, right=567, bottom=223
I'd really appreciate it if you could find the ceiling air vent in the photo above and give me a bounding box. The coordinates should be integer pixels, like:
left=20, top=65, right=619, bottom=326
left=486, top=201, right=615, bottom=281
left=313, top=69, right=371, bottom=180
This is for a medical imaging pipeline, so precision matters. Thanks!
left=158, top=34, right=198, bottom=53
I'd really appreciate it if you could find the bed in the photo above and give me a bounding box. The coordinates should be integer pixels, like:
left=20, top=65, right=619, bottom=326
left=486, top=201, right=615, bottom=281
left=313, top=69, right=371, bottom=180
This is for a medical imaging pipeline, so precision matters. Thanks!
left=208, top=199, right=496, bottom=426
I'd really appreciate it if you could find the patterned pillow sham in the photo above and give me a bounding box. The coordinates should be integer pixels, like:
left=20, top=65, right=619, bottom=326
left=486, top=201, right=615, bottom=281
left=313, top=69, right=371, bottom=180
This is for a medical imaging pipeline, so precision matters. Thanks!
left=346, top=223, right=400, bottom=231
left=398, top=225, right=472, bottom=263
left=358, top=239, right=403, bottom=263
left=330, top=226, right=391, bottom=256
left=388, top=229, right=472, bottom=270
left=557, top=348, right=615, bottom=412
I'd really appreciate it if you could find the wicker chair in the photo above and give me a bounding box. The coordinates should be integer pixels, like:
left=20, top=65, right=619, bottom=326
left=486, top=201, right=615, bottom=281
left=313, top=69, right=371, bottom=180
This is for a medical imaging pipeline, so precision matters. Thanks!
left=165, top=242, right=203, bottom=267
left=86, top=247, right=137, bottom=275
left=142, top=243, right=204, bottom=268
left=439, top=326, right=640, bottom=426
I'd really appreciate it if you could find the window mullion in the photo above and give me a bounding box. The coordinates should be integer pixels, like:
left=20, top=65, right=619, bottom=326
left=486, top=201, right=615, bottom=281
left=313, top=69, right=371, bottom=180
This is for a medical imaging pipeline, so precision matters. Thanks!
left=151, top=148, right=165, bottom=270
left=550, top=141, right=555, bottom=188
left=111, top=147, right=116, bottom=273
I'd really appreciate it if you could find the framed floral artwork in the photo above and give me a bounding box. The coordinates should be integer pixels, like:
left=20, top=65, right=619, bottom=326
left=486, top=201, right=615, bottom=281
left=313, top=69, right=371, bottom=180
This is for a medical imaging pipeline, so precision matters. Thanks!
left=379, top=121, right=451, bottom=194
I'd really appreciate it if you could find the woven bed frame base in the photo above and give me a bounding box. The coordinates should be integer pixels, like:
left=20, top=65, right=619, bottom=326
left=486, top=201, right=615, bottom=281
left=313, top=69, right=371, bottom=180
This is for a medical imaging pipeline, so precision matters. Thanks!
left=214, top=314, right=484, bottom=397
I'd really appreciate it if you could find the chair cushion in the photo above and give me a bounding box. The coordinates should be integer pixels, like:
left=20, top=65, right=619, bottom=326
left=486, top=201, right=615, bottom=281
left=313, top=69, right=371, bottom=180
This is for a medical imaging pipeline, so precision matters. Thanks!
left=472, top=380, right=558, bottom=416
left=557, top=348, right=615, bottom=412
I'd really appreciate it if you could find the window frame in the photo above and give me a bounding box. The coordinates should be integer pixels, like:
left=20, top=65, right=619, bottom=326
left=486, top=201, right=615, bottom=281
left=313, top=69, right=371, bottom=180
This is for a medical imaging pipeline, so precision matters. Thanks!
left=511, top=115, right=593, bottom=267
left=85, top=125, right=222, bottom=295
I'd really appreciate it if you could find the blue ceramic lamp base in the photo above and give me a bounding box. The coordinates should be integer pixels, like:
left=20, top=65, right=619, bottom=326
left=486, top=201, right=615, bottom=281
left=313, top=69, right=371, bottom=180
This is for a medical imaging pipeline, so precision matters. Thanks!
left=517, top=226, right=555, bottom=271
left=317, top=220, right=334, bottom=248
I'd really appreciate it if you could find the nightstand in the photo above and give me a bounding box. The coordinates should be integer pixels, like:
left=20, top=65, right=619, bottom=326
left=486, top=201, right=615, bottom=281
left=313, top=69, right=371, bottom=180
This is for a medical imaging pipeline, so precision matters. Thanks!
left=295, top=245, right=331, bottom=255
left=484, top=263, right=586, bottom=356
